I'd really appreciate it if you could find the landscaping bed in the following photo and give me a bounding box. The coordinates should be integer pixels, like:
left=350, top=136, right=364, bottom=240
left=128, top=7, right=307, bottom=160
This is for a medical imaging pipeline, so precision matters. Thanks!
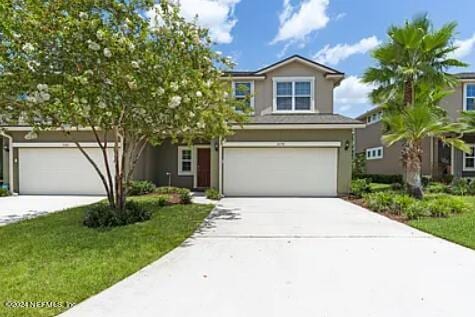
left=349, top=178, right=475, bottom=250
left=0, top=195, right=213, bottom=317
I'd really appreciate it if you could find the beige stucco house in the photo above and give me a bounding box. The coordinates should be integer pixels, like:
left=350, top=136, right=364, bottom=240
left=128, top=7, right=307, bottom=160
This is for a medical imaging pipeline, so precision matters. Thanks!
left=354, top=72, right=475, bottom=179
left=1, top=55, right=364, bottom=196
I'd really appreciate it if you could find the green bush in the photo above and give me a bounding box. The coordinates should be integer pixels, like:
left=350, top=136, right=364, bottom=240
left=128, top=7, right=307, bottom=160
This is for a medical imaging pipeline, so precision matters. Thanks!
left=84, top=201, right=151, bottom=228
left=351, top=178, right=371, bottom=198
left=404, top=201, right=430, bottom=220
left=425, top=182, right=448, bottom=194
left=205, top=188, right=222, bottom=200
left=156, top=186, right=182, bottom=194
left=128, top=180, right=156, bottom=196
left=449, top=178, right=470, bottom=196
left=177, top=188, right=191, bottom=204
left=428, top=195, right=470, bottom=216
left=354, top=174, right=403, bottom=184
left=391, top=195, right=415, bottom=215
left=0, top=188, right=10, bottom=197
left=363, top=192, right=393, bottom=213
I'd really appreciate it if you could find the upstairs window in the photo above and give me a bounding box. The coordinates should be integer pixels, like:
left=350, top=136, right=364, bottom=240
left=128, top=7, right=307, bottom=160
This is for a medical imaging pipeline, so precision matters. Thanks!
left=232, top=81, right=254, bottom=110
left=366, top=111, right=383, bottom=124
left=464, top=83, right=475, bottom=111
left=273, top=77, right=314, bottom=112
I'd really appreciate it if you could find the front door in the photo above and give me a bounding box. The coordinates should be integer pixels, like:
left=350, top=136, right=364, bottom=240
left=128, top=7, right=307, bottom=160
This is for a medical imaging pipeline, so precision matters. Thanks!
left=197, top=148, right=211, bottom=188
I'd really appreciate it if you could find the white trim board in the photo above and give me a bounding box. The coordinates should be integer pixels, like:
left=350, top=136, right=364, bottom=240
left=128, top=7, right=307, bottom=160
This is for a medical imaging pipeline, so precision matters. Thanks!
left=222, top=141, right=341, bottom=148
left=12, top=142, right=108, bottom=148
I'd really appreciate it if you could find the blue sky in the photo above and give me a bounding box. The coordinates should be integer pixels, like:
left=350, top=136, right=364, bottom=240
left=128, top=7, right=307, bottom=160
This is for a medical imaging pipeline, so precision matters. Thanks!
left=168, top=0, right=475, bottom=118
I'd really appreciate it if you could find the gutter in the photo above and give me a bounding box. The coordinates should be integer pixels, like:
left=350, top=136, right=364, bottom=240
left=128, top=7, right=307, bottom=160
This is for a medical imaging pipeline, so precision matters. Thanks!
left=0, top=131, right=15, bottom=194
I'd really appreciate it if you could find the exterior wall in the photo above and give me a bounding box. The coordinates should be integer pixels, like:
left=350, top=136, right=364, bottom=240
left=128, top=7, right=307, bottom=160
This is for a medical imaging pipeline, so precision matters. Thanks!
left=439, top=83, right=464, bottom=121
left=454, top=134, right=475, bottom=178
left=246, top=60, right=335, bottom=116
left=225, top=129, right=353, bottom=195
left=355, top=121, right=432, bottom=176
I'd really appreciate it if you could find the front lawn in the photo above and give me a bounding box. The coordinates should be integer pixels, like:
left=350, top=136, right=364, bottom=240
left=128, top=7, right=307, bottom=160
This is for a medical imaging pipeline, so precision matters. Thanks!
left=409, top=196, right=475, bottom=250
left=0, top=195, right=213, bottom=317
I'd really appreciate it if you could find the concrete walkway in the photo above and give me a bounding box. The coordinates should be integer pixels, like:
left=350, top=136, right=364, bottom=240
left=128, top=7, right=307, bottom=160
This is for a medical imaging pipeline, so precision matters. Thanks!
left=0, top=195, right=104, bottom=226
left=62, top=198, right=475, bottom=317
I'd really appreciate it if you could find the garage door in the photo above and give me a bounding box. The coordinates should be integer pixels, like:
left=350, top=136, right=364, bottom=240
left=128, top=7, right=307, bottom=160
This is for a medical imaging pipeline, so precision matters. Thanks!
left=19, top=147, right=114, bottom=195
left=223, top=147, right=338, bottom=197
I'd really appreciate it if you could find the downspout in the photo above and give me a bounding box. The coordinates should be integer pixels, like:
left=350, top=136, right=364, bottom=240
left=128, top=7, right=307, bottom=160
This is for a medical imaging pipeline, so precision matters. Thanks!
left=0, top=131, right=15, bottom=194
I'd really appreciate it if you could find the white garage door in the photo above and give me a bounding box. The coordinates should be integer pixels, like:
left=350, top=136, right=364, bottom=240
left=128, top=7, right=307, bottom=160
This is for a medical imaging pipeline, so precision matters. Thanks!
left=223, top=147, right=338, bottom=197
left=19, top=147, right=114, bottom=195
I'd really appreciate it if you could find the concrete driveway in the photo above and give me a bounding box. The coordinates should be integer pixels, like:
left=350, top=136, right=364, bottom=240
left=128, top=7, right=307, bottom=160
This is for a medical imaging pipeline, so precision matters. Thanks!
left=62, top=198, right=475, bottom=317
left=0, top=195, right=104, bottom=226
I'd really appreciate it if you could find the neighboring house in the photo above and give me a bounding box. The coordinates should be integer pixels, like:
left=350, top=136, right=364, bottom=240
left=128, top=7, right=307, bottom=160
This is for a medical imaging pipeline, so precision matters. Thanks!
left=354, top=72, right=475, bottom=179
left=1, top=55, right=364, bottom=196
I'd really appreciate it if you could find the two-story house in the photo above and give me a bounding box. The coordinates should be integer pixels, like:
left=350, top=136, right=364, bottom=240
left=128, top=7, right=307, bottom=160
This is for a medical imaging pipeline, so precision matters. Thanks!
left=355, top=72, right=475, bottom=180
left=1, top=55, right=364, bottom=196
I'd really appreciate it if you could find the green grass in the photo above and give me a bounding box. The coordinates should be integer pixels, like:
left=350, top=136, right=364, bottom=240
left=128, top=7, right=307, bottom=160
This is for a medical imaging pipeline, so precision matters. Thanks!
left=0, top=196, right=213, bottom=317
left=409, top=196, right=475, bottom=250
left=369, top=183, right=392, bottom=192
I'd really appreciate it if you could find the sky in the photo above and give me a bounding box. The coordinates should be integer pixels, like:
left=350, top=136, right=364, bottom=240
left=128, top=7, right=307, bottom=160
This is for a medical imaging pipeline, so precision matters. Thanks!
left=164, top=0, right=475, bottom=118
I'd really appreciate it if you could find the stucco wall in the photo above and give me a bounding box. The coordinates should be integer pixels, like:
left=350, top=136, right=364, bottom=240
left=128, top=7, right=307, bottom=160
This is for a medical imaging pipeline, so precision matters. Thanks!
left=439, top=83, right=464, bottom=121
left=355, top=121, right=433, bottom=176
left=242, top=60, right=335, bottom=116
left=225, top=129, right=353, bottom=195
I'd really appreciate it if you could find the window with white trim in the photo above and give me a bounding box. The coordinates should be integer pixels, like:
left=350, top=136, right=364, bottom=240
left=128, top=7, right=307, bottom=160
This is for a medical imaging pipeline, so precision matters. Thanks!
left=463, top=144, right=475, bottom=171
left=178, top=146, right=193, bottom=175
left=232, top=81, right=254, bottom=110
left=366, top=146, right=383, bottom=160
left=273, top=77, right=314, bottom=112
left=366, top=111, right=383, bottom=124
left=464, top=83, right=475, bottom=111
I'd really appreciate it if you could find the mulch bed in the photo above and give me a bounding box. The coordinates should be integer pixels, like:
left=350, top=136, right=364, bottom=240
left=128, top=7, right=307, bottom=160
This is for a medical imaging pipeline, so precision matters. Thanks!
left=343, top=195, right=409, bottom=223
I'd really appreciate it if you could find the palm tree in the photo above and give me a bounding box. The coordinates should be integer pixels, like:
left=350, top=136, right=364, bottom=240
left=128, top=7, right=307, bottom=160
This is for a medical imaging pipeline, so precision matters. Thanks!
left=382, top=89, right=469, bottom=198
left=461, top=111, right=475, bottom=132
left=363, top=15, right=467, bottom=109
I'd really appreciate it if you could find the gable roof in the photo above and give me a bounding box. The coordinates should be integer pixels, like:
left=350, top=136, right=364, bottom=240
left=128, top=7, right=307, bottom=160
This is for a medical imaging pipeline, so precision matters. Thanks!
left=455, top=72, right=475, bottom=80
left=223, top=54, right=345, bottom=79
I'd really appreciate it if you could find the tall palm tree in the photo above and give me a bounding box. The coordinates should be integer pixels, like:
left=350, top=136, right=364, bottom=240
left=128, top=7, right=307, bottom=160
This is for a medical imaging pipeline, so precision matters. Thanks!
left=363, top=15, right=467, bottom=109
left=382, top=89, right=469, bottom=198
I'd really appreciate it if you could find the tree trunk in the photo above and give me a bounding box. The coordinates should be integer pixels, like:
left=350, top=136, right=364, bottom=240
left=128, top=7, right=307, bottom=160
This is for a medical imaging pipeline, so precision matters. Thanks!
left=405, top=141, right=424, bottom=199
left=401, top=78, right=414, bottom=182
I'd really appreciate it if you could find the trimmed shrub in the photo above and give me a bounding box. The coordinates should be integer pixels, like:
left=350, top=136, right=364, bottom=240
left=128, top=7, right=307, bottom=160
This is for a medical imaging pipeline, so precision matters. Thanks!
left=205, top=188, right=222, bottom=200
left=128, top=180, right=156, bottom=196
left=404, top=201, right=430, bottom=220
left=156, top=186, right=182, bottom=194
left=0, top=188, right=10, bottom=197
left=351, top=178, right=371, bottom=198
left=84, top=201, right=151, bottom=228
left=363, top=192, right=393, bottom=213
left=177, top=188, right=191, bottom=204
left=428, top=195, right=470, bottom=216
left=425, top=182, right=448, bottom=194
left=391, top=195, right=415, bottom=215
left=449, top=178, right=470, bottom=196
left=354, top=174, right=403, bottom=184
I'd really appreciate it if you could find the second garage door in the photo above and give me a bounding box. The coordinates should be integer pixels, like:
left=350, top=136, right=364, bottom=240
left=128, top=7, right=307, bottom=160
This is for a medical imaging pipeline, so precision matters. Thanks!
left=18, top=147, right=114, bottom=195
left=223, top=147, right=338, bottom=197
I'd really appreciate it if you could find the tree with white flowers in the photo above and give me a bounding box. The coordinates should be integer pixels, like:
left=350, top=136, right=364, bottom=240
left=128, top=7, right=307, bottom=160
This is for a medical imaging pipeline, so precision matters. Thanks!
left=0, top=0, right=247, bottom=210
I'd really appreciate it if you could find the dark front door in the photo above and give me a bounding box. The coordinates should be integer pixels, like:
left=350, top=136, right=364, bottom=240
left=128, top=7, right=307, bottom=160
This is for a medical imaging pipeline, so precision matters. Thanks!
left=197, top=148, right=211, bottom=188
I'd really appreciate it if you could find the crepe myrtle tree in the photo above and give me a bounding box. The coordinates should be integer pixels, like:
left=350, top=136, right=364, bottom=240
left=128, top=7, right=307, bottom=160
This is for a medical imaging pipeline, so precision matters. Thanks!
left=0, top=0, right=248, bottom=210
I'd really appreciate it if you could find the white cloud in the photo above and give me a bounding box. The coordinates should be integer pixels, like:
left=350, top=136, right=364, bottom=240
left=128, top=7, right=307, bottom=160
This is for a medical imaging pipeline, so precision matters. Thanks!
left=334, top=76, right=374, bottom=110
left=335, top=12, right=346, bottom=21
left=147, top=0, right=240, bottom=44
left=313, top=36, right=380, bottom=65
left=271, top=0, right=330, bottom=44
left=453, top=33, right=475, bottom=59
